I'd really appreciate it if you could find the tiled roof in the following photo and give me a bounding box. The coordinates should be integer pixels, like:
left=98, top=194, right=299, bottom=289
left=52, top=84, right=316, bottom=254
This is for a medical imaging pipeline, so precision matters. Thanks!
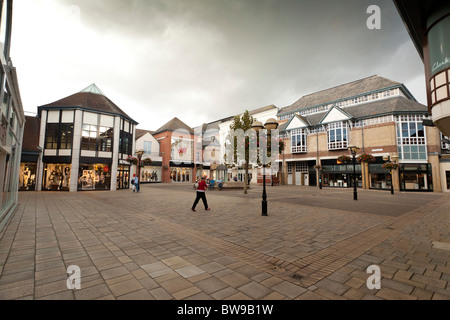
left=135, top=128, right=154, bottom=140
left=280, top=96, right=427, bottom=130
left=22, top=116, right=41, bottom=152
left=38, top=84, right=137, bottom=124
left=153, top=117, right=194, bottom=135
left=280, top=75, right=402, bottom=115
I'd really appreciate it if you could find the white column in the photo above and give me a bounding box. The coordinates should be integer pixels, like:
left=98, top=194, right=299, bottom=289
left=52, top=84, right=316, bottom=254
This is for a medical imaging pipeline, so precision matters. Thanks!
left=36, top=110, right=47, bottom=191
left=69, top=110, right=82, bottom=192
left=110, top=116, right=121, bottom=191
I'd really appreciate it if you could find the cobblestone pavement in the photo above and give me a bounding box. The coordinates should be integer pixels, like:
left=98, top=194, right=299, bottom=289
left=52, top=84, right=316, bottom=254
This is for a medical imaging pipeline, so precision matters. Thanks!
left=0, top=184, right=448, bottom=300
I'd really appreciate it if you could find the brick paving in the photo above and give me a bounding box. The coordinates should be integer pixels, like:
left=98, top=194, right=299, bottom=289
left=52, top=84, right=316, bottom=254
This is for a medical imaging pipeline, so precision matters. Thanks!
left=0, top=184, right=448, bottom=300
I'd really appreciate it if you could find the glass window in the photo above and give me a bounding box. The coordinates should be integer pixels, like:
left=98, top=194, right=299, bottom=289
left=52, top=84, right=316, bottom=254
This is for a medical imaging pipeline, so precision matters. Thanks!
left=45, top=123, right=59, bottom=149
left=290, top=129, right=307, bottom=153
left=60, top=124, right=74, bottom=149
left=144, top=141, right=152, bottom=154
left=98, top=126, right=113, bottom=152
left=78, top=163, right=111, bottom=191
left=81, top=124, right=97, bottom=151
left=43, top=164, right=71, bottom=191
left=327, top=122, right=348, bottom=150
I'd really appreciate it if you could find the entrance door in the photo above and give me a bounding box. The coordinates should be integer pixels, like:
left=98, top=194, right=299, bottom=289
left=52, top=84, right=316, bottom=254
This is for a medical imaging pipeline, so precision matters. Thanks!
left=288, top=174, right=293, bottom=185
left=295, top=172, right=302, bottom=185
left=304, top=174, right=308, bottom=186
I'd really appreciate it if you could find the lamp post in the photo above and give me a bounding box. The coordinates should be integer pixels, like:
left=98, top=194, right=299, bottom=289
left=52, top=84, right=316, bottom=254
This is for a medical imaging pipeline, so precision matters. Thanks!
left=383, top=155, right=395, bottom=195
left=347, top=146, right=360, bottom=201
left=252, top=118, right=279, bottom=216
left=136, top=149, right=145, bottom=191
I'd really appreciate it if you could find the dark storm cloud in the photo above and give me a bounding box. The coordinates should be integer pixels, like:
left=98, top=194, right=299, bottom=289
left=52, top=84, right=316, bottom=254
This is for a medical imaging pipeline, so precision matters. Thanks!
left=15, top=0, right=425, bottom=129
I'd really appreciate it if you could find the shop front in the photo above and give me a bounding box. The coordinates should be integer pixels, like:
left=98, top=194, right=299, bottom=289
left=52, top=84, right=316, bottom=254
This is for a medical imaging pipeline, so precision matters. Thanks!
left=321, top=159, right=362, bottom=188
left=399, top=163, right=433, bottom=191
left=140, top=165, right=162, bottom=183
left=369, top=158, right=392, bottom=190
left=78, top=163, right=111, bottom=191
left=19, top=162, right=37, bottom=191
left=170, top=166, right=192, bottom=183
left=43, top=163, right=71, bottom=191
left=117, top=164, right=130, bottom=189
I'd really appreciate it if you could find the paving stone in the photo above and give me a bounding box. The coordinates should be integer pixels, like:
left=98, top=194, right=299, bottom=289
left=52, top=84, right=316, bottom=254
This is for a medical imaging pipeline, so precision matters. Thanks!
left=238, top=281, right=272, bottom=300
left=272, top=280, right=307, bottom=298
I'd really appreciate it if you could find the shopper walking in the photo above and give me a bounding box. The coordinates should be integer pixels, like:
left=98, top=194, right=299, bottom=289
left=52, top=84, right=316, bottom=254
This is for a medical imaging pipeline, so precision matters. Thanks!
left=192, top=176, right=210, bottom=211
left=134, top=174, right=140, bottom=192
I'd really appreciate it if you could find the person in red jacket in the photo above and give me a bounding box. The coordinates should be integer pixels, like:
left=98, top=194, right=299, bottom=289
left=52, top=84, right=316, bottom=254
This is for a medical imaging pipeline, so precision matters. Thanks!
left=192, top=176, right=211, bottom=212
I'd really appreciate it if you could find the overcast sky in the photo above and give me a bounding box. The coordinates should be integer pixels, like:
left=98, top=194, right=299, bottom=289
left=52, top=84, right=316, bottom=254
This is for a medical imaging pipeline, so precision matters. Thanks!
left=10, top=0, right=426, bottom=131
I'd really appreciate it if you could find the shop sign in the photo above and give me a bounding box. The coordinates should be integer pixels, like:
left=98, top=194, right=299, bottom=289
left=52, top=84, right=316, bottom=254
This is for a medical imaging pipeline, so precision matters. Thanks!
left=428, top=14, right=450, bottom=76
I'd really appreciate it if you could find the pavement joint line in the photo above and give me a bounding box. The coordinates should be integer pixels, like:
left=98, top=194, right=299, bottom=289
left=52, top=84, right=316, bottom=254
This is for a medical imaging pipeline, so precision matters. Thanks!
left=2, top=187, right=448, bottom=300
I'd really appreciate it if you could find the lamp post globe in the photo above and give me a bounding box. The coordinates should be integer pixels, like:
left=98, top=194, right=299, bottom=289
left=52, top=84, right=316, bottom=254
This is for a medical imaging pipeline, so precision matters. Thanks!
left=251, top=119, right=278, bottom=216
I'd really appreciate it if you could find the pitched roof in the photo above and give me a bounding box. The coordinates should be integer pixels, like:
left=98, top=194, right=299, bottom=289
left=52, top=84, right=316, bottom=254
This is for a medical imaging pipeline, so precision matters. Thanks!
left=279, top=75, right=402, bottom=115
left=135, top=128, right=154, bottom=140
left=38, top=84, right=137, bottom=124
left=280, top=96, right=427, bottom=130
left=22, top=116, right=41, bottom=152
left=153, top=117, right=194, bottom=135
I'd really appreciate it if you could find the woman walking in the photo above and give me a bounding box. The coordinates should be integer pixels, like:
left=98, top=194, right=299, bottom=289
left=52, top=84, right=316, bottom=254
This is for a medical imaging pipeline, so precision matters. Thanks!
left=192, top=176, right=211, bottom=212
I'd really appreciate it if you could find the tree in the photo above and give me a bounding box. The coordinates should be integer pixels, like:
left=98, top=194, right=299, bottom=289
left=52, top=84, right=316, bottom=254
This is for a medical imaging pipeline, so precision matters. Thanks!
left=230, top=110, right=254, bottom=194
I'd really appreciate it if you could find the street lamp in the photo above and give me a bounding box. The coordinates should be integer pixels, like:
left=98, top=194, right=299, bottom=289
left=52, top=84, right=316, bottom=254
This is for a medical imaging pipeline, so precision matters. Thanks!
left=136, top=149, right=145, bottom=191
left=347, top=145, right=360, bottom=201
left=252, top=118, right=279, bottom=216
left=382, top=155, right=397, bottom=195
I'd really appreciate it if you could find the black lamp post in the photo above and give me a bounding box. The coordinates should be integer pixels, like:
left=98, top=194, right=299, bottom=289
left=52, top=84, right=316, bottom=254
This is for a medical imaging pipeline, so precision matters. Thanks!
left=348, top=146, right=360, bottom=201
left=136, top=149, right=145, bottom=191
left=383, top=155, right=395, bottom=195
left=252, top=118, right=279, bottom=216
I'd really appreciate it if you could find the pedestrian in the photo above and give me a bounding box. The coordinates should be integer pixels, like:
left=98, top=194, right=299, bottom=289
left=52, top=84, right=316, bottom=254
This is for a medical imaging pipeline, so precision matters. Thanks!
left=192, top=176, right=210, bottom=212
left=134, top=174, right=140, bottom=192
left=131, top=175, right=136, bottom=192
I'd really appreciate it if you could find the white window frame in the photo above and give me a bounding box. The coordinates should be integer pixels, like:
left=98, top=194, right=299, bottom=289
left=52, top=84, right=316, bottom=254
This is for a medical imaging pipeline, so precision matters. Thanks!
left=291, top=128, right=307, bottom=153
left=327, top=121, right=348, bottom=150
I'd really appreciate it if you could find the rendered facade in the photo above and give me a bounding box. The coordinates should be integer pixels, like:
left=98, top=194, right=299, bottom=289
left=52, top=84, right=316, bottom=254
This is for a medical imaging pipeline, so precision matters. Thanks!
left=0, top=0, right=25, bottom=232
left=277, top=75, right=448, bottom=192
left=36, top=84, right=138, bottom=192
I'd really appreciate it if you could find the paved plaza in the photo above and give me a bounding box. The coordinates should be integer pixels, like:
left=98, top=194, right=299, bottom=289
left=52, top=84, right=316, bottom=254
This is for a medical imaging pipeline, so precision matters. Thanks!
left=0, top=183, right=449, bottom=300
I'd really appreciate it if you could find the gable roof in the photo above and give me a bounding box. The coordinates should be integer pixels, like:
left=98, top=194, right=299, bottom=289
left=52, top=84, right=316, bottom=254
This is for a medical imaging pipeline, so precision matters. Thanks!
left=279, top=75, right=403, bottom=115
left=284, top=114, right=310, bottom=130
left=153, top=117, right=194, bottom=135
left=135, top=128, right=154, bottom=140
left=280, top=96, right=427, bottom=130
left=38, top=84, right=137, bottom=124
left=22, top=116, right=41, bottom=153
left=319, top=106, right=353, bottom=124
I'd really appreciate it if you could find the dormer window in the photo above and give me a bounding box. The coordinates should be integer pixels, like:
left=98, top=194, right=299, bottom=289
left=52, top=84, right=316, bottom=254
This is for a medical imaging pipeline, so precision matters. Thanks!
left=291, top=129, right=307, bottom=153
left=327, top=122, right=348, bottom=150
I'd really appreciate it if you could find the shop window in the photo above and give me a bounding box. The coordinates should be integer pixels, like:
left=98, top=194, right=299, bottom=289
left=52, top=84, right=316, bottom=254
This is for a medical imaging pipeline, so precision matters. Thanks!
left=78, top=164, right=111, bottom=191
left=19, top=163, right=37, bottom=191
left=327, top=122, right=348, bottom=150
left=45, top=123, right=59, bottom=149
left=144, top=141, right=152, bottom=154
left=60, top=124, right=74, bottom=149
left=45, top=122, right=74, bottom=150
left=98, top=126, right=113, bottom=152
left=81, top=124, right=97, bottom=151
left=396, top=115, right=427, bottom=161
left=43, top=164, right=71, bottom=191
left=119, top=130, right=133, bottom=155
left=291, top=129, right=307, bottom=153
left=446, top=171, right=450, bottom=190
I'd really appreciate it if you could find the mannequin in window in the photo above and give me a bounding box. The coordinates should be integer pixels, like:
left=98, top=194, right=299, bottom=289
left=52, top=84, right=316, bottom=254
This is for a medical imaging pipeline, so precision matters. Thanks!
left=22, top=167, right=31, bottom=187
